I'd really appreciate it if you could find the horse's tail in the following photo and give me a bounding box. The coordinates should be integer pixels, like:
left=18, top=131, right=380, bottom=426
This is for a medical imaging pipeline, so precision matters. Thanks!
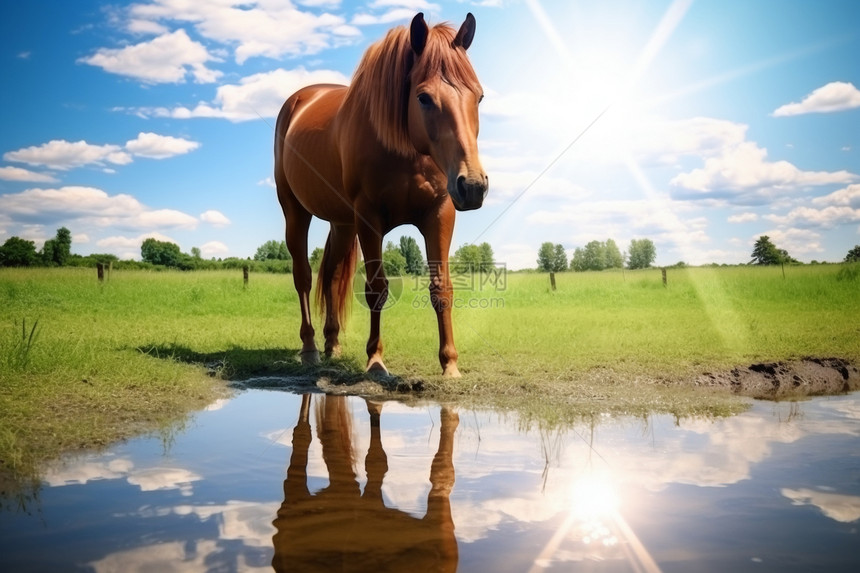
left=315, top=233, right=359, bottom=327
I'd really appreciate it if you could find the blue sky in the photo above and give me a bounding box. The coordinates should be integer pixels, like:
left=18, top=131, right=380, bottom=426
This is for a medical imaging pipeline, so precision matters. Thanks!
left=1, top=0, right=858, bottom=269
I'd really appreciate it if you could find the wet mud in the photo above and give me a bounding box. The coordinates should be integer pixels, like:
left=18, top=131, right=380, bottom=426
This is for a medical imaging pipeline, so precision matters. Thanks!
left=697, top=357, right=860, bottom=400
left=234, top=358, right=860, bottom=402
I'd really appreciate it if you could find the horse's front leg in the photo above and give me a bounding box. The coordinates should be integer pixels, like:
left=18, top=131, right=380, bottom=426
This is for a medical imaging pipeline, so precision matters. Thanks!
left=357, top=224, right=388, bottom=374
left=421, top=204, right=460, bottom=377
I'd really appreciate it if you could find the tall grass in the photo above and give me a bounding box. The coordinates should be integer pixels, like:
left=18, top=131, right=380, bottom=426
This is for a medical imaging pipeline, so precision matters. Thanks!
left=2, top=318, right=40, bottom=371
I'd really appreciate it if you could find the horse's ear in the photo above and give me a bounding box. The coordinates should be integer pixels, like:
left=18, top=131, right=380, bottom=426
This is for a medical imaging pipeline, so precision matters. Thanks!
left=453, top=12, right=476, bottom=51
left=410, top=12, right=428, bottom=55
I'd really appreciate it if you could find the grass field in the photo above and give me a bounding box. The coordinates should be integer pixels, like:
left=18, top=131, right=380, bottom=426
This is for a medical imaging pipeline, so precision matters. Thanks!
left=1, top=264, right=859, bottom=485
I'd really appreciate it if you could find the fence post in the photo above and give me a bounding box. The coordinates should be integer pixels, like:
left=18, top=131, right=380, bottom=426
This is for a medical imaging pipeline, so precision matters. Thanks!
left=550, top=272, right=557, bottom=291
left=661, top=267, right=667, bottom=287
left=97, top=263, right=105, bottom=283
left=243, top=265, right=249, bottom=288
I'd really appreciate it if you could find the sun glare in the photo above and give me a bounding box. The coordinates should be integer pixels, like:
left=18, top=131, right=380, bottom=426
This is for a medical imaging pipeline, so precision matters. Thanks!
left=571, top=472, right=620, bottom=519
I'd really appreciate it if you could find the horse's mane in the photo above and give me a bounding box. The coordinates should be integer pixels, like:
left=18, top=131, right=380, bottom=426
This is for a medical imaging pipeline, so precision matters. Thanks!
left=343, top=21, right=480, bottom=157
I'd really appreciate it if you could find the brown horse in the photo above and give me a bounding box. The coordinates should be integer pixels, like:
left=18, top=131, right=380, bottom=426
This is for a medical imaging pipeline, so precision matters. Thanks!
left=272, top=395, right=459, bottom=572
left=274, top=13, right=488, bottom=377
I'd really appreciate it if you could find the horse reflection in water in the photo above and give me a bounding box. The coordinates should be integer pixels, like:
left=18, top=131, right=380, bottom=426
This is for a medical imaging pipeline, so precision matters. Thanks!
left=272, top=395, right=459, bottom=572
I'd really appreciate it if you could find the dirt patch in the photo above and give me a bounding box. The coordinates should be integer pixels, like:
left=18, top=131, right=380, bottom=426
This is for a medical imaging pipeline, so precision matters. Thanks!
left=696, top=358, right=860, bottom=400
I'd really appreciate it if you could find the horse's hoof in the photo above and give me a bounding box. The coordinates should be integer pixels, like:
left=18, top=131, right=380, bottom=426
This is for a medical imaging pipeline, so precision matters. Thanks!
left=324, top=345, right=342, bottom=359
left=366, top=400, right=384, bottom=417
left=442, top=364, right=461, bottom=378
left=366, top=359, right=389, bottom=376
left=300, top=350, right=320, bottom=366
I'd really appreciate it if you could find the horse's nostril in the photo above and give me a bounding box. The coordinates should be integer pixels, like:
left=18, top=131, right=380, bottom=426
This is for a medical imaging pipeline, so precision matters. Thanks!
left=456, top=175, right=467, bottom=195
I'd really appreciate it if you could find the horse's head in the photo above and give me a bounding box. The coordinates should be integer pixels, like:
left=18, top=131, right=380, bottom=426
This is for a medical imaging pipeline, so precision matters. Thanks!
left=407, top=13, right=488, bottom=212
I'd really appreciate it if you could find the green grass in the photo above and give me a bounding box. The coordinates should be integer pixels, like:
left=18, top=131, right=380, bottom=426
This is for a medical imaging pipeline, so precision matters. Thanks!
left=1, top=264, right=858, bottom=486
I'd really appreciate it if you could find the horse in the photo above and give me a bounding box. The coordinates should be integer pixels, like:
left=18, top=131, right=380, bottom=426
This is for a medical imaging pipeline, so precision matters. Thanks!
left=272, top=395, right=459, bottom=572
left=274, top=12, right=488, bottom=377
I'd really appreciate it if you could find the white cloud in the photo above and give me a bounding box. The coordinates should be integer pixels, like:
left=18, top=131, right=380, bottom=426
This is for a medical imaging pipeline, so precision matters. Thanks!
left=200, top=210, right=231, bottom=227
left=756, top=228, right=824, bottom=255
left=493, top=242, right=539, bottom=271
left=670, top=141, right=856, bottom=199
left=142, top=67, right=349, bottom=121
left=258, top=176, right=276, bottom=188
left=127, top=466, right=201, bottom=496
left=637, top=117, right=748, bottom=165
left=782, top=489, right=860, bottom=523
left=79, top=29, right=221, bottom=84
left=4, top=140, right=132, bottom=170
left=352, top=9, right=419, bottom=26
left=0, top=186, right=198, bottom=230
left=97, top=231, right=177, bottom=250
left=727, top=212, right=758, bottom=223
left=128, top=0, right=359, bottom=64
left=0, top=166, right=58, bottom=183
left=44, top=457, right=134, bottom=486
left=125, top=132, right=200, bottom=158
left=773, top=81, right=860, bottom=117
left=350, top=1, right=440, bottom=27
left=200, top=240, right=229, bottom=257
left=812, top=183, right=860, bottom=208
left=4, top=133, right=199, bottom=172
left=127, top=18, right=169, bottom=35
left=97, top=231, right=179, bottom=259
left=764, top=206, right=860, bottom=229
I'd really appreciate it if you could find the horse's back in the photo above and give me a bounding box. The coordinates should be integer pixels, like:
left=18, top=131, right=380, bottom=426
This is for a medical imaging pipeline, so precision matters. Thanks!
left=276, top=84, right=353, bottom=222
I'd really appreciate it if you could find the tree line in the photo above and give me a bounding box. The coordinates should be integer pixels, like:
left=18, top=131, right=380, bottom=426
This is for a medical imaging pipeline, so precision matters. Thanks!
left=537, top=238, right=656, bottom=272
left=3, top=228, right=858, bottom=271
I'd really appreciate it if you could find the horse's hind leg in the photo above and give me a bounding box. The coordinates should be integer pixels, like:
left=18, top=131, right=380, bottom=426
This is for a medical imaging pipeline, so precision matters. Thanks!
left=279, top=191, right=319, bottom=365
left=320, top=223, right=357, bottom=357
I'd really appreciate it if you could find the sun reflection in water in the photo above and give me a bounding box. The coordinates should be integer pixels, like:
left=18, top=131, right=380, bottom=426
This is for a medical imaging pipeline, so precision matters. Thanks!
left=529, top=470, right=661, bottom=573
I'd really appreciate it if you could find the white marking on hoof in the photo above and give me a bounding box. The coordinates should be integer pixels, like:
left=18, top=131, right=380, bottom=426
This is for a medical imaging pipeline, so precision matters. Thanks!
left=443, top=363, right=462, bottom=378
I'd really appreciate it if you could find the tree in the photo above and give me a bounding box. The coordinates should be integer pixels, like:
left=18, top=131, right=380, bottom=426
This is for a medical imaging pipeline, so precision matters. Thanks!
left=569, top=247, right=586, bottom=272
left=453, top=242, right=494, bottom=272
left=538, top=242, right=567, bottom=272
left=750, top=235, right=783, bottom=265
left=141, top=238, right=183, bottom=267
left=0, top=236, right=39, bottom=267
left=478, top=242, right=494, bottom=267
left=844, top=245, right=860, bottom=263
left=41, top=227, right=72, bottom=266
left=254, top=240, right=291, bottom=261
left=552, top=244, right=567, bottom=272
left=582, top=240, right=607, bottom=271
left=191, top=247, right=202, bottom=259
left=537, top=242, right=555, bottom=272
left=399, top=236, right=424, bottom=275
left=604, top=238, right=623, bottom=269
left=309, top=247, right=324, bottom=271
left=627, top=238, right=656, bottom=269
left=383, top=241, right=406, bottom=275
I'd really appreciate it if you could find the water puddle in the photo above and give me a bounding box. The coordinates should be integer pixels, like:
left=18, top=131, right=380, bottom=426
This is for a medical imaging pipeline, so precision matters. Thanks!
left=2, top=390, right=859, bottom=572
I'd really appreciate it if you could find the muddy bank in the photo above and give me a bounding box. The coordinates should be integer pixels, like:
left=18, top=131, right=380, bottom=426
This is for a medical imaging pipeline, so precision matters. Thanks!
left=696, top=358, right=860, bottom=400
left=234, top=358, right=860, bottom=403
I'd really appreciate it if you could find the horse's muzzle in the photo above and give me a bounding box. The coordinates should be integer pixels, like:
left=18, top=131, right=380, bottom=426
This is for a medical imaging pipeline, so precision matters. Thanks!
left=451, top=174, right=489, bottom=211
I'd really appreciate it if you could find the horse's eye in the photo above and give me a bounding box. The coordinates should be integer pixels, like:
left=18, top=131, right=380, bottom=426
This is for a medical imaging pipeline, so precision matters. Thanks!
left=417, top=93, right=434, bottom=108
